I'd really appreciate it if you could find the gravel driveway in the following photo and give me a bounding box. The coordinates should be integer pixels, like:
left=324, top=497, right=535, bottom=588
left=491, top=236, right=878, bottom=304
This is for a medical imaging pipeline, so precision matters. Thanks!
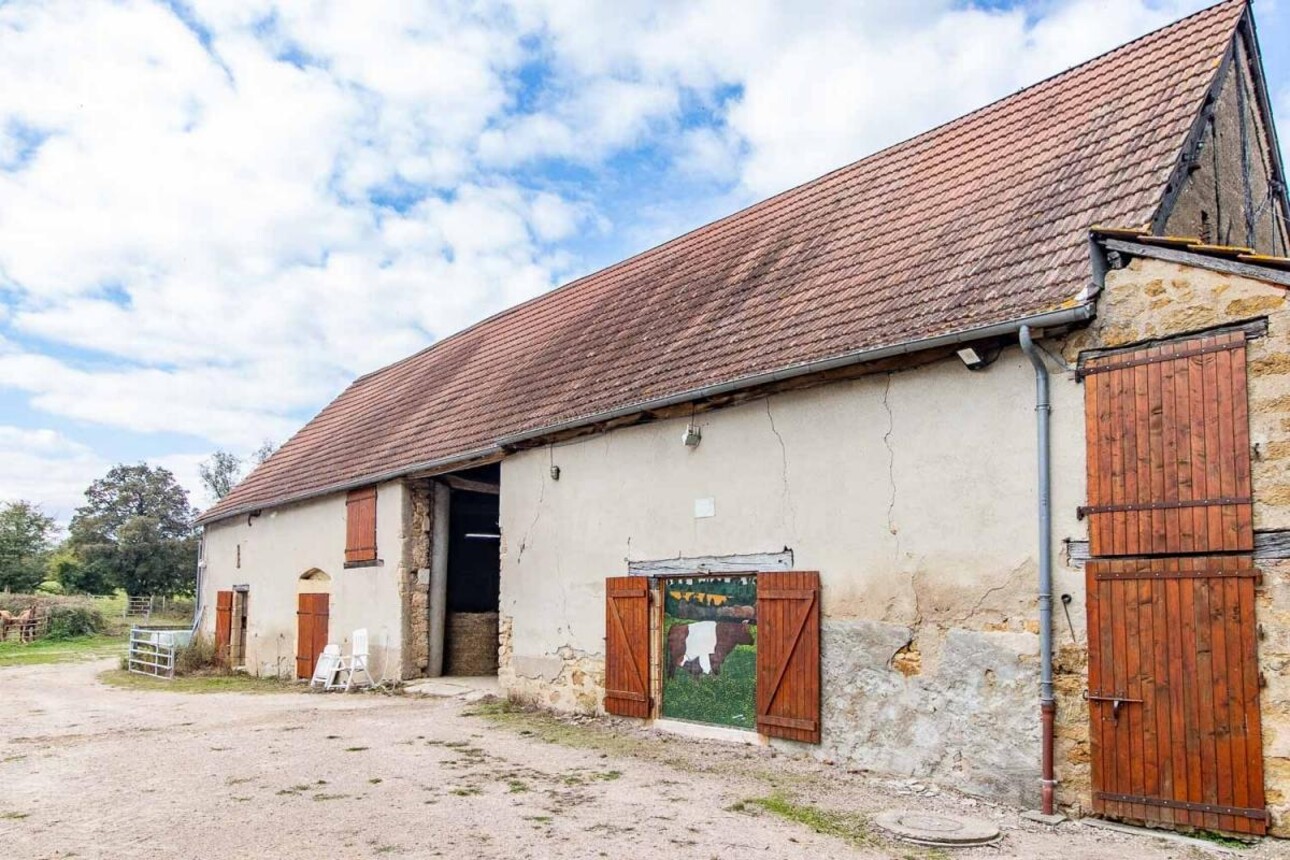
left=0, top=659, right=1273, bottom=859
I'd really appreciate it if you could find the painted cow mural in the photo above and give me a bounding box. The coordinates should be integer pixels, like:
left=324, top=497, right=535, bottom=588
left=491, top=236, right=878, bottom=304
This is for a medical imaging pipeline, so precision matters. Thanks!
left=660, top=574, right=757, bottom=730
left=667, top=620, right=753, bottom=677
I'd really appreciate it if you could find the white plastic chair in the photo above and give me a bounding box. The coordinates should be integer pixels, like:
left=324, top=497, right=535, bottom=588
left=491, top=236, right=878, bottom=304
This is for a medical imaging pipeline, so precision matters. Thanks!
left=311, top=644, right=341, bottom=689
left=334, top=629, right=375, bottom=691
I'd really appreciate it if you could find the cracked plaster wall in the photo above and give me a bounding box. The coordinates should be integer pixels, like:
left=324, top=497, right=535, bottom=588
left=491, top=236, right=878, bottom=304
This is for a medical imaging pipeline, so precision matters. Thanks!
left=498, top=350, right=1087, bottom=804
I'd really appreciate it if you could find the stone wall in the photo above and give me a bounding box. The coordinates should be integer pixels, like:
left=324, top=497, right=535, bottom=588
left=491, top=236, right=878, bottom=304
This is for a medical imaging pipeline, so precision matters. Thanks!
left=1060, top=254, right=1290, bottom=834
left=498, top=613, right=603, bottom=711
left=399, top=484, right=433, bottom=678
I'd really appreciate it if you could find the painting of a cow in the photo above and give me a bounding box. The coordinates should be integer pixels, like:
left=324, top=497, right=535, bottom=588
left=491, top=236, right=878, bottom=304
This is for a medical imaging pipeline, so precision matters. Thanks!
left=667, top=620, right=753, bottom=678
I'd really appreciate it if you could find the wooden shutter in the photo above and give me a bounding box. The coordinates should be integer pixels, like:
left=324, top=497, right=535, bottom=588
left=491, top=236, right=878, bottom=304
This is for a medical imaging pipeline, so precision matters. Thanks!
left=1080, top=330, right=1252, bottom=557
left=756, top=571, right=821, bottom=743
left=345, top=487, right=378, bottom=563
left=1087, top=556, right=1267, bottom=834
left=214, top=590, right=233, bottom=666
left=604, top=576, right=650, bottom=718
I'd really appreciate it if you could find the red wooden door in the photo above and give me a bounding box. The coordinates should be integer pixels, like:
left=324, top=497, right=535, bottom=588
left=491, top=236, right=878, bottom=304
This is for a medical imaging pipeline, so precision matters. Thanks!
left=755, top=571, right=821, bottom=744
left=604, top=576, right=650, bottom=718
left=214, top=590, right=233, bottom=667
left=1080, top=330, right=1253, bottom=557
left=1087, top=556, right=1267, bottom=835
left=295, top=593, right=330, bottom=679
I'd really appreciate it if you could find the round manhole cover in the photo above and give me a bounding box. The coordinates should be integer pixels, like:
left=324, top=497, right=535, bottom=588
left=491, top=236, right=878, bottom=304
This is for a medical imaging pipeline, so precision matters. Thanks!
left=874, top=810, right=1001, bottom=847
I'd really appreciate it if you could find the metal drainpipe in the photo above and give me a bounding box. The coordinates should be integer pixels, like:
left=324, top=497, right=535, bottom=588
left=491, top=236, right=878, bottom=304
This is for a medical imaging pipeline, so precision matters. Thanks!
left=1019, top=324, right=1057, bottom=816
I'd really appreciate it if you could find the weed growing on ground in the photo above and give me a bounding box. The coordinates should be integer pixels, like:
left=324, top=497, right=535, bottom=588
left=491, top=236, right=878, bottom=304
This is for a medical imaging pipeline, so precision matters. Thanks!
left=730, top=793, right=873, bottom=847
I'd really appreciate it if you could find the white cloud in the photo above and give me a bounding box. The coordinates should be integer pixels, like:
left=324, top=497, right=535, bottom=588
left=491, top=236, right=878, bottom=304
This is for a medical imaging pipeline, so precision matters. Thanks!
left=0, top=0, right=1247, bottom=517
left=0, top=426, right=105, bottom=522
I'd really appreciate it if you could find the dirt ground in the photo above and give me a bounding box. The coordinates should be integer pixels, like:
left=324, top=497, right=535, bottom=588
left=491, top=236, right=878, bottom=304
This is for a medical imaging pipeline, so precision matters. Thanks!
left=0, top=659, right=1279, bottom=859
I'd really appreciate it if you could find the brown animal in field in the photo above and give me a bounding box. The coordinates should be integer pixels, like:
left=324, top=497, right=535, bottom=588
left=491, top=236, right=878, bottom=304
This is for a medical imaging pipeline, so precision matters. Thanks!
left=14, top=607, right=38, bottom=642
left=667, top=620, right=753, bottom=678
left=0, top=610, right=14, bottom=641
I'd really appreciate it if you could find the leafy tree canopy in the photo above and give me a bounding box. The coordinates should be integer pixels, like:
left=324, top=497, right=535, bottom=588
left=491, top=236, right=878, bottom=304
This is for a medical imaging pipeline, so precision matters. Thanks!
left=199, top=450, right=241, bottom=502
left=0, top=501, right=57, bottom=592
left=70, top=463, right=194, bottom=544
left=68, top=464, right=197, bottom=597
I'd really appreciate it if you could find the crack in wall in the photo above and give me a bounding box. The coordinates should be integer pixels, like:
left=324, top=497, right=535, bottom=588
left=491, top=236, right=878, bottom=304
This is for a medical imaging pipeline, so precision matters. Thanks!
left=882, top=373, right=899, bottom=560
left=516, top=451, right=547, bottom=563
left=765, top=397, right=799, bottom=541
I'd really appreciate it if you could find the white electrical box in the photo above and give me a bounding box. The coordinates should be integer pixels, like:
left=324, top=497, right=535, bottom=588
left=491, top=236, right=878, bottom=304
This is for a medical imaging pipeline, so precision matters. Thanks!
left=694, top=497, right=715, bottom=519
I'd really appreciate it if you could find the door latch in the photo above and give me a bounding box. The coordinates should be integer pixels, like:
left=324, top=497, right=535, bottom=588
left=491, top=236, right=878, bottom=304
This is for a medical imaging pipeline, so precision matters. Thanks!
left=1084, top=692, right=1143, bottom=724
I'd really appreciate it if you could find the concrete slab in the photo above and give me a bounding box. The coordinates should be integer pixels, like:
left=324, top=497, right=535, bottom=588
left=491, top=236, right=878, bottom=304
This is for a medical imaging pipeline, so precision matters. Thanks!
left=405, top=675, right=500, bottom=701
left=1021, top=810, right=1068, bottom=826
left=1079, top=818, right=1250, bottom=856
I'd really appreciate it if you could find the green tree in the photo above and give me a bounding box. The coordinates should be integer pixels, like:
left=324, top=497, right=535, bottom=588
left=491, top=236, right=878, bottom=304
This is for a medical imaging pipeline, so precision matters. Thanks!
left=0, top=501, right=57, bottom=592
left=46, top=542, right=113, bottom=596
left=199, top=450, right=241, bottom=501
left=251, top=439, right=277, bottom=466
left=69, top=464, right=198, bottom=597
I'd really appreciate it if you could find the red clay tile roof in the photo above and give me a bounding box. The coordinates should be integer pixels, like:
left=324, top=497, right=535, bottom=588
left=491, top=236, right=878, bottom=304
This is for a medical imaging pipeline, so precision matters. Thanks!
left=200, top=0, right=1247, bottom=524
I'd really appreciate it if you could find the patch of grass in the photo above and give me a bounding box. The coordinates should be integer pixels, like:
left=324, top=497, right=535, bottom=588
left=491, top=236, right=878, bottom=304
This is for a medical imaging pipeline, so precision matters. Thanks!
left=450, top=786, right=482, bottom=797
left=734, top=793, right=872, bottom=846
left=97, top=669, right=297, bottom=695
left=660, top=639, right=757, bottom=729
left=312, top=793, right=349, bottom=802
left=506, top=780, right=530, bottom=793
left=344, top=746, right=369, bottom=752
left=1192, top=830, right=1253, bottom=849
left=1, top=811, right=29, bottom=820
left=0, top=633, right=125, bottom=667
left=597, top=770, right=622, bottom=781
left=368, top=778, right=383, bottom=785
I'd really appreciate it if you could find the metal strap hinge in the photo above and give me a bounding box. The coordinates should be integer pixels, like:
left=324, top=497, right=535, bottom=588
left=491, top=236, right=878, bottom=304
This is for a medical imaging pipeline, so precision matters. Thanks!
left=1077, top=497, right=1250, bottom=519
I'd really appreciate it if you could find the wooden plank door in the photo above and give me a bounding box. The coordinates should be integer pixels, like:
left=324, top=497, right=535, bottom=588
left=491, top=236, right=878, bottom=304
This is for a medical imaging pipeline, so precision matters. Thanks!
left=214, top=590, right=233, bottom=667
left=295, top=593, right=330, bottom=679
left=604, top=576, right=650, bottom=718
left=1080, top=330, right=1253, bottom=558
left=755, top=571, right=821, bottom=743
left=1087, top=556, right=1266, bottom=835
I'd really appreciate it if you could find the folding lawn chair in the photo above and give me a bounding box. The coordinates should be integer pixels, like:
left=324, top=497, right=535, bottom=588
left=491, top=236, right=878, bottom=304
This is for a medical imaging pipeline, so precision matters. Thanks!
left=334, top=628, right=375, bottom=691
left=311, top=644, right=341, bottom=689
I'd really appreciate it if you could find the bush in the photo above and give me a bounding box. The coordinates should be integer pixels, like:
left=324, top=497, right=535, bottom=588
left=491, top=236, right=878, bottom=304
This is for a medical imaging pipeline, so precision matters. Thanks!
left=175, top=634, right=218, bottom=675
left=46, top=604, right=105, bottom=640
left=36, top=580, right=64, bottom=594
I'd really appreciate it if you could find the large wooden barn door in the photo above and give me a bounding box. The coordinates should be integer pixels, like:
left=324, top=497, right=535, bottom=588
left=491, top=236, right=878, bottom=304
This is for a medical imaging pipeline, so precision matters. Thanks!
left=214, top=590, right=233, bottom=667
left=295, top=593, right=330, bottom=679
left=1081, top=329, right=1266, bottom=834
left=1086, top=557, right=1266, bottom=834
left=604, top=576, right=650, bottom=718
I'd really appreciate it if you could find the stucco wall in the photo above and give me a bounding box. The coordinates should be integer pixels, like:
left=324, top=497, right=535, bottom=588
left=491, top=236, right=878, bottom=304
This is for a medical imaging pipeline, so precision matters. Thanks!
left=201, top=480, right=410, bottom=680
left=1063, top=256, right=1290, bottom=834
left=498, top=350, right=1088, bottom=805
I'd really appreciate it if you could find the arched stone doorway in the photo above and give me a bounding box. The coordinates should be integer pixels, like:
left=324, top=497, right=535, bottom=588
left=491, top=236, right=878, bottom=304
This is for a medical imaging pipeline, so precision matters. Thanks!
left=296, top=569, right=331, bottom=679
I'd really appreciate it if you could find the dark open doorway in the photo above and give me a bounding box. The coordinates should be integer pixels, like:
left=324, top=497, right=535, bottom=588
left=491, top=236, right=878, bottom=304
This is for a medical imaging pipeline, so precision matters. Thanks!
left=443, top=464, right=500, bottom=676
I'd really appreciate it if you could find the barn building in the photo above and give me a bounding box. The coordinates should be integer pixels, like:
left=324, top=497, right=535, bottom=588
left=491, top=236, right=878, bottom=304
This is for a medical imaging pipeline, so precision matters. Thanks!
left=196, top=0, right=1290, bottom=836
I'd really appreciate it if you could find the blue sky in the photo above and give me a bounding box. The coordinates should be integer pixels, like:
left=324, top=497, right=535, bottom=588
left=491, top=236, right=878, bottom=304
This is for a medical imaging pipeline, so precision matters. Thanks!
left=0, top=0, right=1287, bottom=520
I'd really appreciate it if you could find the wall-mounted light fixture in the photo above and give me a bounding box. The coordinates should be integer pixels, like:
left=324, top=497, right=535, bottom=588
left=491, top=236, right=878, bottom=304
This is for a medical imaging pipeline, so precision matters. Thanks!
left=682, top=424, right=702, bottom=448
left=550, top=465, right=561, bottom=481
left=956, top=341, right=1003, bottom=372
